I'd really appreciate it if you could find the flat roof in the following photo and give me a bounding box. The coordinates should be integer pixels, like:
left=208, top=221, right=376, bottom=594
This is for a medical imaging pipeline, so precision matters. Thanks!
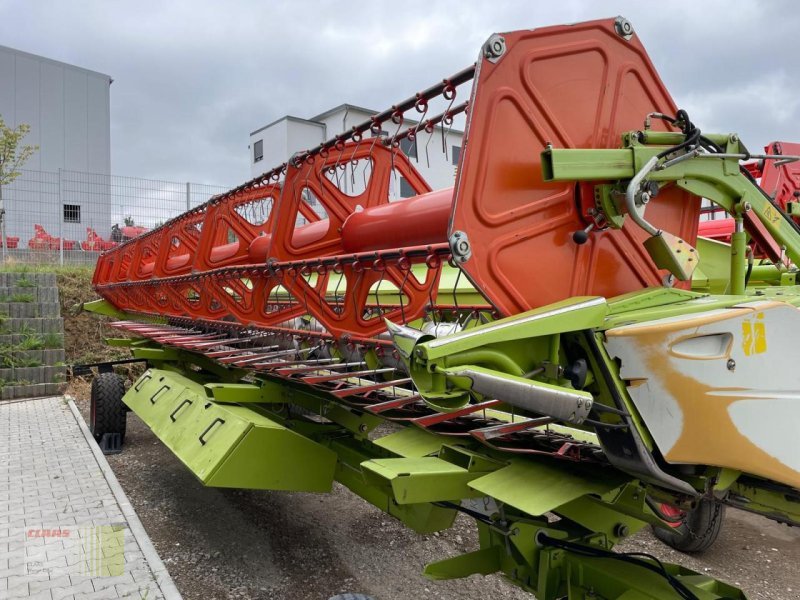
left=313, top=103, right=463, bottom=134
left=251, top=101, right=464, bottom=139
left=311, top=103, right=377, bottom=122
left=250, top=115, right=324, bottom=137
left=0, top=44, right=112, bottom=81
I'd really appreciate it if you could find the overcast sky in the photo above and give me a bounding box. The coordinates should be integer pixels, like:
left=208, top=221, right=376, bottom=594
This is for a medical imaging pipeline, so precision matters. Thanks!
left=1, top=0, right=798, bottom=187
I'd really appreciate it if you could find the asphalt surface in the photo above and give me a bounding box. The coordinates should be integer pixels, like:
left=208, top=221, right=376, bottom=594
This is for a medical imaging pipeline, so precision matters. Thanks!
left=73, top=393, right=800, bottom=600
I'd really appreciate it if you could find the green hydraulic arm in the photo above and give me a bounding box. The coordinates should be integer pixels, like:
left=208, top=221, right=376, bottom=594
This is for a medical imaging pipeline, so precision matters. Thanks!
left=542, top=131, right=800, bottom=292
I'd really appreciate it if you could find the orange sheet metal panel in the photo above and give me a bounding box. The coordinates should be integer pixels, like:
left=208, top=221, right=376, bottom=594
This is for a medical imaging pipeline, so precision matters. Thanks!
left=760, top=142, right=800, bottom=209
left=449, top=18, right=701, bottom=316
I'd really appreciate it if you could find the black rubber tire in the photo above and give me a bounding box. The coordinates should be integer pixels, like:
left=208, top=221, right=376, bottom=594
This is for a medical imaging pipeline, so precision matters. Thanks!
left=653, top=498, right=725, bottom=553
left=90, top=372, right=127, bottom=443
left=328, top=595, right=376, bottom=600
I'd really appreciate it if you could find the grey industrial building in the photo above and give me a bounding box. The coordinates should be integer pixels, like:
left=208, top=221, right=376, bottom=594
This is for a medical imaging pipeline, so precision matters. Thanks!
left=0, top=44, right=111, bottom=245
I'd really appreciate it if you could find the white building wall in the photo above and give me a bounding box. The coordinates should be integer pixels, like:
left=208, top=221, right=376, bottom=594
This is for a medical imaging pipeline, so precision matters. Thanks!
left=0, top=45, right=112, bottom=242
left=314, top=107, right=462, bottom=196
left=286, top=119, right=326, bottom=161
left=250, top=105, right=463, bottom=199
left=250, top=117, right=325, bottom=178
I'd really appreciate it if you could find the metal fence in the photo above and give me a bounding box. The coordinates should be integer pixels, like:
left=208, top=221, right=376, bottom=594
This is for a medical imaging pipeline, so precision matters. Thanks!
left=0, top=168, right=229, bottom=265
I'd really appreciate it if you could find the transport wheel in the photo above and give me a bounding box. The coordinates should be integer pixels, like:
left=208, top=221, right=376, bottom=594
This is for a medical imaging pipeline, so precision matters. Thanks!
left=90, top=372, right=127, bottom=443
left=652, top=498, right=725, bottom=553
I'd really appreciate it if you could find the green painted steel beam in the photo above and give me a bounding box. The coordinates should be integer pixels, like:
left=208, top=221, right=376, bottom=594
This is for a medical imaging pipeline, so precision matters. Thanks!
left=362, top=457, right=489, bottom=504
left=423, top=547, right=502, bottom=580
left=373, top=426, right=450, bottom=457
left=467, top=458, right=623, bottom=517
left=426, top=515, right=747, bottom=599
left=81, top=299, right=165, bottom=322
left=542, top=134, right=800, bottom=270
left=363, top=443, right=505, bottom=504
left=326, top=436, right=458, bottom=534
left=729, top=479, right=800, bottom=525
left=205, top=382, right=284, bottom=404
left=105, top=338, right=139, bottom=347
left=130, top=347, right=180, bottom=362
left=542, top=147, right=634, bottom=181
left=416, top=296, right=608, bottom=362
left=123, top=368, right=337, bottom=492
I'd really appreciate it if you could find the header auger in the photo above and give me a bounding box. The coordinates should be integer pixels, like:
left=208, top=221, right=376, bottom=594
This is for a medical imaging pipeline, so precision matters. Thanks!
left=87, top=16, right=800, bottom=600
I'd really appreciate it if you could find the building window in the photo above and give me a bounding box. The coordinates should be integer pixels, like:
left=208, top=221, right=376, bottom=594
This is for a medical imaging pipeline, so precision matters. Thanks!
left=400, top=137, right=417, bottom=159
left=452, top=145, right=461, bottom=166
left=399, top=177, right=415, bottom=198
left=63, top=204, right=81, bottom=223
left=253, top=139, right=264, bottom=163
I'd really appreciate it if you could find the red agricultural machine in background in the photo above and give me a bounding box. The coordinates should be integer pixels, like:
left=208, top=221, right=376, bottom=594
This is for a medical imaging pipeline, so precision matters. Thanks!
left=110, top=223, right=148, bottom=243
left=21, top=224, right=149, bottom=254
left=81, top=227, right=118, bottom=252
left=27, top=224, right=76, bottom=250
left=699, top=141, right=800, bottom=246
left=84, top=16, right=800, bottom=600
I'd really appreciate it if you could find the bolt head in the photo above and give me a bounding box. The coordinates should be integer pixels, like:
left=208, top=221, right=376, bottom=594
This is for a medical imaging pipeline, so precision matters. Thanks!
left=614, top=17, right=634, bottom=40
left=483, top=34, right=506, bottom=62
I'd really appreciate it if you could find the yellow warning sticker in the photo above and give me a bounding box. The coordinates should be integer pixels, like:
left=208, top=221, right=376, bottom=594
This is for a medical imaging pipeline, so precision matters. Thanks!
left=742, top=313, right=767, bottom=356
left=764, top=205, right=782, bottom=225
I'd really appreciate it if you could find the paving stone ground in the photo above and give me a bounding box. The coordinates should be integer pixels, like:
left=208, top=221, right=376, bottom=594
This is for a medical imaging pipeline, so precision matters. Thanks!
left=0, top=396, right=181, bottom=600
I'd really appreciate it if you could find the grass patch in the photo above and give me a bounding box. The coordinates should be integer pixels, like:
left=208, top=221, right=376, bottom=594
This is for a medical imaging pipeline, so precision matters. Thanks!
left=18, top=335, right=44, bottom=350
left=0, top=265, right=90, bottom=275
left=0, top=345, right=43, bottom=368
left=42, top=332, right=63, bottom=349
left=10, top=293, right=34, bottom=303
left=16, top=357, right=42, bottom=367
left=16, top=323, right=38, bottom=336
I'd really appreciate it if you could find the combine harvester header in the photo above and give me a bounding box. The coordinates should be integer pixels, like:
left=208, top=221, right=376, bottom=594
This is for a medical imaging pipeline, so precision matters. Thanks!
left=86, top=16, right=800, bottom=600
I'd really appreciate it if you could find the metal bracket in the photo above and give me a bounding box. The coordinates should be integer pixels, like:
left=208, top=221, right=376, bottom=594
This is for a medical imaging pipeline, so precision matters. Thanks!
left=70, top=357, right=148, bottom=378
left=449, top=230, right=472, bottom=263
left=483, top=34, right=506, bottom=63
left=614, top=16, right=634, bottom=41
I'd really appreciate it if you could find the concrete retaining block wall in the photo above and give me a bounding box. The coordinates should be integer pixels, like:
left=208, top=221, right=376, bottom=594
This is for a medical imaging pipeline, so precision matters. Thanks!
left=0, top=272, right=67, bottom=400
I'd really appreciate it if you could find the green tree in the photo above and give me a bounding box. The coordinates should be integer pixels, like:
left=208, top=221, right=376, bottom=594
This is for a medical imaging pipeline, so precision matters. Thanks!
left=0, top=116, right=38, bottom=259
